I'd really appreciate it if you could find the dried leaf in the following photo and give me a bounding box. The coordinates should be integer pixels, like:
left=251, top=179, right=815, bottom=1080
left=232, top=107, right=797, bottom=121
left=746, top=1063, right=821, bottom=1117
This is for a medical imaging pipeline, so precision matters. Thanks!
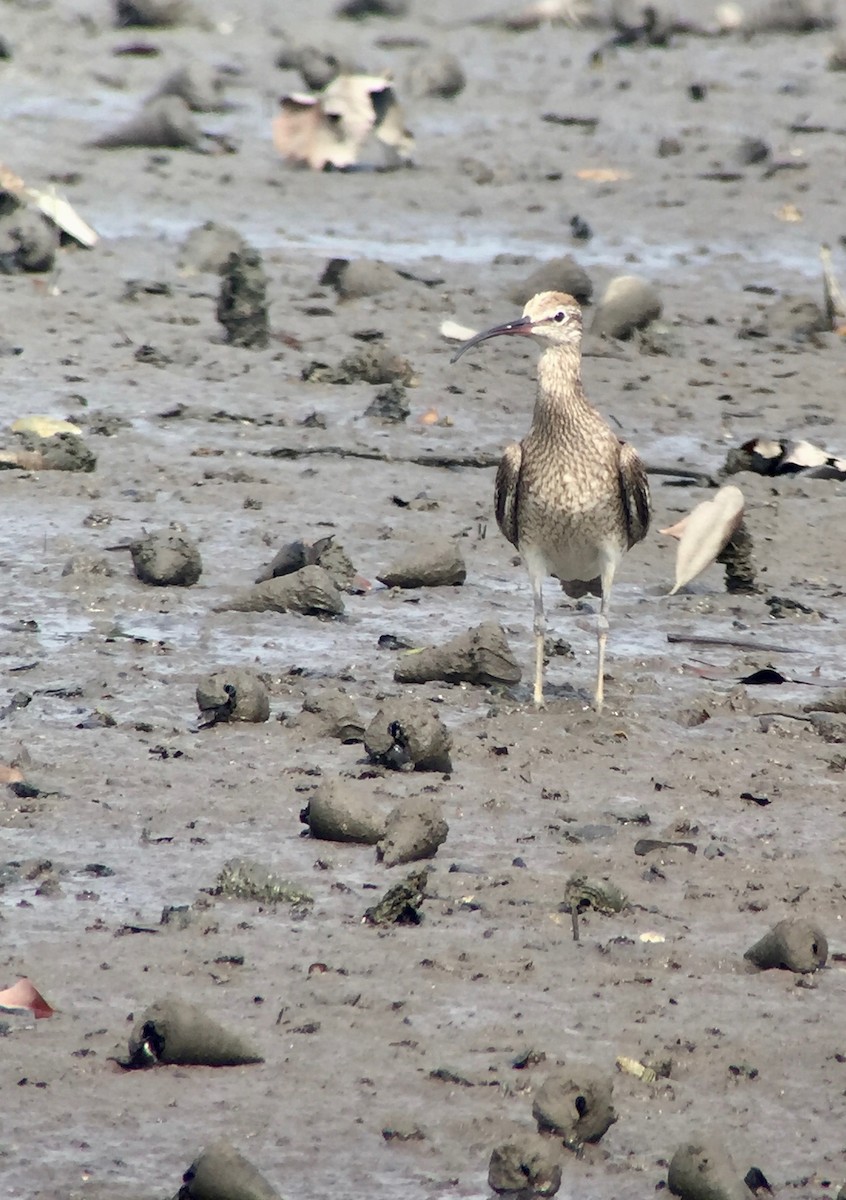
left=664, top=484, right=745, bottom=595
left=0, top=978, right=54, bottom=1018
left=272, top=73, right=414, bottom=170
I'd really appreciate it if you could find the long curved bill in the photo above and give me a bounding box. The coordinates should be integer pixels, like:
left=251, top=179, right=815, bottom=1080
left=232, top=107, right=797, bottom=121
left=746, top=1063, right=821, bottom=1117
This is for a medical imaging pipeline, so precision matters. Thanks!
left=450, top=314, right=534, bottom=363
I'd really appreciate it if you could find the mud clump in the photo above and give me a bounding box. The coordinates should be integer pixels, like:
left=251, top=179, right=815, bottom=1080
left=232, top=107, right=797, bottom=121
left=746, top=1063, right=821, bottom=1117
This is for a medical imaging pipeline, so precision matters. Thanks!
left=364, top=381, right=409, bottom=423
left=179, top=221, right=246, bottom=274
left=377, top=800, right=449, bottom=866
left=321, top=256, right=399, bottom=298
left=0, top=208, right=58, bottom=273
left=92, top=95, right=203, bottom=149
left=1, top=431, right=97, bottom=472
left=121, top=996, right=264, bottom=1068
left=364, top=698, right=452, bottom=773
left=532, top=1067, right=617, bottom=1152
left=299, top=687, right=365, bottom=742
left=196, top=668, right=270, bottom=725
left=592, top=275, right=662, bottom=339
left=176, top=1140, right=282, bottom=1200
left=394, top=621, right=520, bottom=686
left=667, top=1139, right=755, bottom=1200
left=217, top=565, right=344, bottom=617
left=301, top=777, right=389, bottom=843
left=488, top=1134, right=562, bottom=1197
left=129, top=529, right=202, bottom=586
left=408, top=52, right=466, bottom=99
left=509, top=256, right=592, bottom=307
left=303, top=344, right=414, bottom=385
left=378, top=536, right=466, bottom=588
left=744, top=917, right=828, bottom=973
left=217, top=247, right=269, bottom=349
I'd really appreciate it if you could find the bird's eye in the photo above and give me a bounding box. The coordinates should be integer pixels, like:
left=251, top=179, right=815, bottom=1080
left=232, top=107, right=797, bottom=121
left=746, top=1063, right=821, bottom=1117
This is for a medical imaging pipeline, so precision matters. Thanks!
left=553, top=311, right=565, bottom=323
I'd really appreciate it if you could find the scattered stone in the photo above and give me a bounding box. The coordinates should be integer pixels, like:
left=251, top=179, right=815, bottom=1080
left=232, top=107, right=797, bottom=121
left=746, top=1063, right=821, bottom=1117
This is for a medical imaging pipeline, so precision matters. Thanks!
left=364, top=381, right=410, bottom=423
left=393, top=621, right=520, bottom=686
left=0, top=208, right=58, bottom=273
left=377, top=536, right=466, bottom=588
left=736, top=136, right=770, bottom=165
left=303, top=344, right=414, bottom=385
left=377, top=800, right=449, bottom=866
left=807, top=712, right=846, bottom=743
left=119, top=996, right=264, bottom=1068
left=320, top=257, right=399, bottom=298
left=668, top=1139, right=755, bottom=1200
left=363, top=867, right=428, bottom=925
left=509, top=256, right=592, bottom=307
left=176, top=1140, right=282, bottom=1200
left=828, top=38, right=846, bottom=70
left=364, top=698, right=453, bottom=773
left=178, top=221, right=246, bottom=275
left=128, top=529, right=202, bottom=587
left=591, top=275, right=662, bottom=339
left=91, top=95, right=203, bottom=149
left=216, top=565, right=344, bottom=617
left=657, top=136, right=683, bottom=157
left=532, top=1068, right=617, bottom=1152
left=408, top=52, right=466, bottom=98
left=301, top=778, right=389, bottom=843
left=7, top=415, right=77, bottom=439
left=214, top=858, right=312, bottom=907
left=217, top=247, right=269, bottom=349
left=564, top=873, right=627, bottom=915
left=488, top=1134, right=562, bottom=1198
left=744, top=917, right=828, bottom=973
left=196, top=668, right=270, bottom=725
left=300, top=687, right=365, bottom=742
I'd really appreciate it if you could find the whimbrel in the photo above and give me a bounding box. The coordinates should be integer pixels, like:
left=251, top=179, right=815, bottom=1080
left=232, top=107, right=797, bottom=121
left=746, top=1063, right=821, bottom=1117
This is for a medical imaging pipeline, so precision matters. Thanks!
left=452, top=291, right=650, bottom=709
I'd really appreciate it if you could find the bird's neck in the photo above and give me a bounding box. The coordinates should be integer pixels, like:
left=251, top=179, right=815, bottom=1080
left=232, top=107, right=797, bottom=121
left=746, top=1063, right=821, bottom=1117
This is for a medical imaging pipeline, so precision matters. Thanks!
left=532, top=344, right=589, bottom=431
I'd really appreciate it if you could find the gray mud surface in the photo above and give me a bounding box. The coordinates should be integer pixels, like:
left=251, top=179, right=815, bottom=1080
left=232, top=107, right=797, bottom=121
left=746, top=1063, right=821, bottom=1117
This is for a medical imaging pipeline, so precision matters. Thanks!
left=2, top=2, right=846, bottom=1197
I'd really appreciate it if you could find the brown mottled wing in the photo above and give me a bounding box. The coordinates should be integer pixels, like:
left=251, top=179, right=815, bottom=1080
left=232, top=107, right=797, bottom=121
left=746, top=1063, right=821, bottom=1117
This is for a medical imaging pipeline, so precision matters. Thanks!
left=494, top=441, right=522, bottom=549
left=618, top=441, right=651, bottom=549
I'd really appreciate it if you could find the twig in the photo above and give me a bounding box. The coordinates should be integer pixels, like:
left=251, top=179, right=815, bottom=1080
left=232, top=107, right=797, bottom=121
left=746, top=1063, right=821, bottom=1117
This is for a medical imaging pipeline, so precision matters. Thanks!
left=667, top=633, right=803, bottom=654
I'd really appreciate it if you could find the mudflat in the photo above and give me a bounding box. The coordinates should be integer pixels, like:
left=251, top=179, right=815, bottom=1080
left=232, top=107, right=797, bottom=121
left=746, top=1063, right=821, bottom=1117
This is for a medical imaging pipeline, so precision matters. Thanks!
left=2, top=2, right=846, bottom=1197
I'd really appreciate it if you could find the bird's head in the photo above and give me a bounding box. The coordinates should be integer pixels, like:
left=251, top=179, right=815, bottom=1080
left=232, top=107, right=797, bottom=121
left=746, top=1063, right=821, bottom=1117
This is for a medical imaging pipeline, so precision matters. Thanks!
left=451, top=291, right=582, bottom=363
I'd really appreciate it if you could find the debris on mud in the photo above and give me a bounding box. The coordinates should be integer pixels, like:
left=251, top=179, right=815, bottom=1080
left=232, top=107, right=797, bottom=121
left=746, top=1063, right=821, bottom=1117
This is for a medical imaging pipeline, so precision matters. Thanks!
left=255, top=534, right=336, bottom=583
left=363, top=866, right=428, bottom=925
left=364, top=698, right=453, bottom=773
left=320, top=256, right=400, bottom=298
left=213, top=858, right=313, bottom=907
left=393, top=621, right=520, bottom=686
left=662, top=485, right=746, bottom=595
left=272, top=72, right=414, bottom=170
left=509, top=255, right=592, bottom=307
left=724, top=436, right=846, bottom=480
left=179, top=221, right=246, bottom=275
left=303, top=343, right=414, bottom=385
left=91, top=95, right=205, bottom=149
left=0, top=430, right=96, bottom=472
left=297, top=687, right=366, bottom=742
left=119, top=996, right=264, bottom=1068
left=217, top=246, right=269, bottom=348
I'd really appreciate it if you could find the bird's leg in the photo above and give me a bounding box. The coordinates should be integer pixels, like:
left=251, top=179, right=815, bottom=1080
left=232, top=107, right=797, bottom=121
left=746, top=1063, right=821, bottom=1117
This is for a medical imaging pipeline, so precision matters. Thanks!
left=531, top=573, right=546, bottom=708
left=594, top=561, right=617, bottom=711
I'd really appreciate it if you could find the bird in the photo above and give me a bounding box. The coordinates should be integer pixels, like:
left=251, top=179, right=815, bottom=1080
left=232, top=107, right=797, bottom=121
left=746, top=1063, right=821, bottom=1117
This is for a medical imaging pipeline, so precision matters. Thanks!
left=451, top=290, right=650, bottom=710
